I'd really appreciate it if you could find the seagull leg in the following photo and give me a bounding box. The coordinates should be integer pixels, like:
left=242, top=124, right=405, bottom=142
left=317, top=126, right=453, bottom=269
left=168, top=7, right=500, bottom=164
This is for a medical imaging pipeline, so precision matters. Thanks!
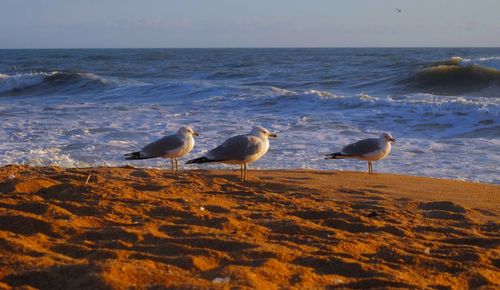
left=171, top=158, right=174, bottom=171
left=240, top=164, right=243, bottom=181
left=243, top=163, right=247, bottom=181
left=175, top=158, right=179, bottom=172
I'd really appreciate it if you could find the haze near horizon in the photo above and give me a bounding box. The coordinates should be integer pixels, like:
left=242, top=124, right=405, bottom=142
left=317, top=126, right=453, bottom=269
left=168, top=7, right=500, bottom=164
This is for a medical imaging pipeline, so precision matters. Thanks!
left=1, top=0, right=499, bottom=48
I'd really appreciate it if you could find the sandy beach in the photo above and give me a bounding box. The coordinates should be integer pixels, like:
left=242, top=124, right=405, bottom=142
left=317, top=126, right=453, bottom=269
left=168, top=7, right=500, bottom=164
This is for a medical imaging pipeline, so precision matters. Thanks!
left=0, top=165, right=499, bottom=289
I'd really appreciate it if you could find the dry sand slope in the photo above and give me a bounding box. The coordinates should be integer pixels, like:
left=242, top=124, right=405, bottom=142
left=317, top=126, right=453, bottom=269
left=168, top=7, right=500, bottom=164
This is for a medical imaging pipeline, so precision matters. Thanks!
left=0, top=165, right=499, bottom=289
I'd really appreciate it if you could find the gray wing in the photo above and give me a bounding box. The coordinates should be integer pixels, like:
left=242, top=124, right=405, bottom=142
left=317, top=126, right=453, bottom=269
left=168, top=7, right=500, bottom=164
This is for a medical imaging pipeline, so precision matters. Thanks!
left=141, top=134, right=184, bottom=158
left=206, top=135, right=263, bottom=161
left=342, top=138, right=380, bottom=156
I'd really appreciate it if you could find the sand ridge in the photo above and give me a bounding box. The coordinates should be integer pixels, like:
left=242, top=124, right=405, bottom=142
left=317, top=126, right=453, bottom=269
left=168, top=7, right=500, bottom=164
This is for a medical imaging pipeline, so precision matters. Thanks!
left=0, top=165, right=499, bottom=289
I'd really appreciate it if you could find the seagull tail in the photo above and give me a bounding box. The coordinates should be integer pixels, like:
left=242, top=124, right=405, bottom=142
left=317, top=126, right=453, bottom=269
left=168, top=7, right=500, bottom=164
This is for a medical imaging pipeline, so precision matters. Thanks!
left=124, top=151, right=151, bottom=160
left=325, top=152, right=352, bottom=160
left=186, top=157, right=218, bottom=164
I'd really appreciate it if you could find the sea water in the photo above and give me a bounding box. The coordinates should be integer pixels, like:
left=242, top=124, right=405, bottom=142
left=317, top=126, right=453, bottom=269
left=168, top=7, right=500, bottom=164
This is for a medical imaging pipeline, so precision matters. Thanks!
left=0, top=48, right=499, bottom=183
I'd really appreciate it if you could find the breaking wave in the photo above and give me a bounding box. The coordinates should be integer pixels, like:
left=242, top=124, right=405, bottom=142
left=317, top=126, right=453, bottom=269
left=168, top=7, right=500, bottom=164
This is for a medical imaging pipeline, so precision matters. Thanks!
left=0, top=71, right=118, bottom=94
left=403, top=57, right=500, bottom=96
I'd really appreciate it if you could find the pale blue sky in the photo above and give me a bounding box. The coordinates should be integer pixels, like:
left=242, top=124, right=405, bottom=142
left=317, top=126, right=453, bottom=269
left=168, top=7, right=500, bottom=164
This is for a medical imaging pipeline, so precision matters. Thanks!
left=1, top=0, right=499, bottom=48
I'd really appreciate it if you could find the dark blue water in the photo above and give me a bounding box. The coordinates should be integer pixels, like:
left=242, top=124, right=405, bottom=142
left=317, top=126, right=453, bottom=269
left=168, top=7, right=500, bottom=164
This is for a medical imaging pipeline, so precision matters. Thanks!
left=1, top=48, right=499, bottom=183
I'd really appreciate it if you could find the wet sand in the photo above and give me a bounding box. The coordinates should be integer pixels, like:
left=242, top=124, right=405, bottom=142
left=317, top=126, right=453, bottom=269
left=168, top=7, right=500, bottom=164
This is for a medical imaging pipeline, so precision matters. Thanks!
left=0, top=165, right=499, bottom=289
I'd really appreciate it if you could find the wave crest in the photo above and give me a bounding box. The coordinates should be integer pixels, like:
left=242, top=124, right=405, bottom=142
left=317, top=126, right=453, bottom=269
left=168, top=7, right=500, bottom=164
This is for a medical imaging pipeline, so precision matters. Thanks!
left=0, top=71, right=115, bottom=94
left=0, top=72, right=55, bottom=93
left=403, top=57, right=500, bottom=96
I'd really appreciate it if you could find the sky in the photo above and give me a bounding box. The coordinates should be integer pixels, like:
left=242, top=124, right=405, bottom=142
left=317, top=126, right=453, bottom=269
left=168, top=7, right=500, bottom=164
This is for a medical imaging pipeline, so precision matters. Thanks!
left=1, top=0, right=499, bottom=48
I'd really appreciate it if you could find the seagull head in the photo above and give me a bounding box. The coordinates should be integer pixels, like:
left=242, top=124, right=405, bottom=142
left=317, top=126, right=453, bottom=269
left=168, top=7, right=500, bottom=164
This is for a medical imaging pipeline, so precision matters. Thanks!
left=251, top=126, right=277, bottom=138
left=380, top=132, right=395, bottom=143
left=178, top=126, right=199, bottom=137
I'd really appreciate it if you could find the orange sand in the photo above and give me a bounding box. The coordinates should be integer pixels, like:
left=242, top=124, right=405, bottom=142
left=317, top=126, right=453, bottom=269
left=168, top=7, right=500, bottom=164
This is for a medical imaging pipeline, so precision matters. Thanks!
left=0, top=165, right=499, bottom=289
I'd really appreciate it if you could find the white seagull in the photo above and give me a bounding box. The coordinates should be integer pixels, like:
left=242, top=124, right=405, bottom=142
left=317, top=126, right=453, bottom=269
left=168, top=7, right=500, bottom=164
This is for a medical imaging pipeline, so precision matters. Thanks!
left=326, top=132, right=395, bottom=174
left=186, top=126, right=277, bottom=181
left=125, top=126, right=199, bottom=171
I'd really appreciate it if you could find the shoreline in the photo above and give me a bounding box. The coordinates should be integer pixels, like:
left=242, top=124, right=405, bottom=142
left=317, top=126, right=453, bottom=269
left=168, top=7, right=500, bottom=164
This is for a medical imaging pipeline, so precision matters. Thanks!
left=2, top=164, right=498, bottom=184
left=1, top=165, right=499, bottom=288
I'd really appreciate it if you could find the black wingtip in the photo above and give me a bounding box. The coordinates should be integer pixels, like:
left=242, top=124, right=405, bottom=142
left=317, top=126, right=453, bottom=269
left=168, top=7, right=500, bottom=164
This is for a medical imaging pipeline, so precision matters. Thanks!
left=325, top=152, right=349, bottom=159
left=124, top=151, right=145, bottom=160
left=186, top=157, right=214, bottom=164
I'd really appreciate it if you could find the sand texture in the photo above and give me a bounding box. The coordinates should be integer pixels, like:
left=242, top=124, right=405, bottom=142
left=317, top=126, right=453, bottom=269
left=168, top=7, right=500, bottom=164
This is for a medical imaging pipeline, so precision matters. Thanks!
left=0, top=165, right=499, bottom=289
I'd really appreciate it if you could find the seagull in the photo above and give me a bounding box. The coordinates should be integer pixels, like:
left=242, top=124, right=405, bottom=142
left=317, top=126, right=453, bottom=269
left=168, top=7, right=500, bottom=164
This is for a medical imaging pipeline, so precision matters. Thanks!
left=326, top=132, right=395, bottom=174
left=186, top=126, right=277, bottom=181
left=125, top=126, right=199, bottom=171
left=395, top=8, right=402, bottom=13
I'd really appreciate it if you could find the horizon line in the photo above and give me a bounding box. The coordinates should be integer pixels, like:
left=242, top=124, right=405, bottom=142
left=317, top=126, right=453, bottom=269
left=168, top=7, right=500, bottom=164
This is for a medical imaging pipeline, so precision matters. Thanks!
left=1, top=46, right=500, bottom=50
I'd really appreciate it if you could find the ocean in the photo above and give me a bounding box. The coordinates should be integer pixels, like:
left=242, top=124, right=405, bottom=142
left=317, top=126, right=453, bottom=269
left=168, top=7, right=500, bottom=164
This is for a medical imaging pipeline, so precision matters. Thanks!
left=0, top=48, right=499, bottom=183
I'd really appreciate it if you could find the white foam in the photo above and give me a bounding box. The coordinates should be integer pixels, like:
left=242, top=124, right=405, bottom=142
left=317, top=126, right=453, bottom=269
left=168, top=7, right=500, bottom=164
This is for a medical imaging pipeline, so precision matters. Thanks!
left=0, top=71, right=141, bottom=94
left=0, top=80, right=498, bottom=183
left=0, top=147, right=89, bottom=168
left=450, top=56, right=469, bottom=62
left=0, top=72, right=58, bottom=93
left=459, top=56, right=500, bottom=70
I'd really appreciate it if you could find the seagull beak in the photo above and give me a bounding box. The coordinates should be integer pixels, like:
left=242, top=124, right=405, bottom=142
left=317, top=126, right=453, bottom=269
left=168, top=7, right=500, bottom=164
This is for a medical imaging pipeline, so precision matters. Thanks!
left=268, top=133, right=277, bottom=138
left=389, top=138, right=396, bottom=142
left=193, top=132, right=199, bottom=136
